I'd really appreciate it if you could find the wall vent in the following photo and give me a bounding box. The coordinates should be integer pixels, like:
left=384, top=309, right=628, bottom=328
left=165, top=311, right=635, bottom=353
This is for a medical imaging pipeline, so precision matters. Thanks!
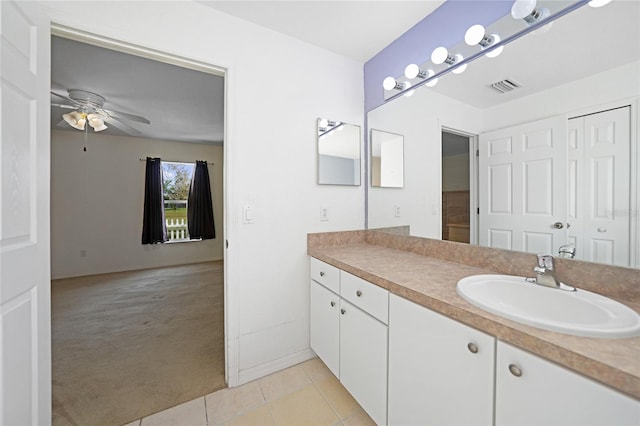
left=490, top=78, right=522, bottom=93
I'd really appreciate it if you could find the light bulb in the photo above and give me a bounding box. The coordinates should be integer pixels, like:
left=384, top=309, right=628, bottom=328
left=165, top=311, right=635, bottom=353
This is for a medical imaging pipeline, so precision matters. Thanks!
left=431, top=46, right=448, bottom=65
left=588, top=0, right=612, bottom=7
left=511, top=0, right=536, bottom=19
left=451, top=54, right=466, bottom=74
left=404, top=64, right=420, bottom=79
left=423, top=69, right=438, bottom=87
left=319, top=118, right=328, bottom=128
left=383, top=76, right=398, bottom=91
left=465, top=24, right=486, bottom=46
left=403, top=81, right=415, bottom=97
left=63, top=111, right=87, bottom=130
left=485, top=34, right=503, bottom=58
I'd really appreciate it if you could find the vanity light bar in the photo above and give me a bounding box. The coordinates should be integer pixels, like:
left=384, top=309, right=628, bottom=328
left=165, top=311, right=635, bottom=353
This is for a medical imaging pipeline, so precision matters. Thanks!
left=383, top=0, right=591, bottom=103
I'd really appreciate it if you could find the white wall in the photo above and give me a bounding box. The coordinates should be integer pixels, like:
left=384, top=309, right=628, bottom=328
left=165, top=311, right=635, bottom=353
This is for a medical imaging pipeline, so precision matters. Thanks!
left=50, top=130, right=224, bottom=279
left=368, top=89, right=482, bottom=238
left=41, top=1, right=365, bottom=386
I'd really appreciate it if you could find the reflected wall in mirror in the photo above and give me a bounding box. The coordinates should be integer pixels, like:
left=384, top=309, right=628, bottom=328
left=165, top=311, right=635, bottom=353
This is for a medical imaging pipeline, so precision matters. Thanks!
left=370, top=129, right=404, bottom=188
left=367, top=0, right=640, bottom=269
left=317, top=118, right=361, bottom=186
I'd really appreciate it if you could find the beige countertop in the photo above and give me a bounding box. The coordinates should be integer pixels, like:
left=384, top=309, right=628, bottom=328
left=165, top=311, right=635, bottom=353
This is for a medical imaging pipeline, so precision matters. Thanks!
left=308, top=240, right=640, bottom=400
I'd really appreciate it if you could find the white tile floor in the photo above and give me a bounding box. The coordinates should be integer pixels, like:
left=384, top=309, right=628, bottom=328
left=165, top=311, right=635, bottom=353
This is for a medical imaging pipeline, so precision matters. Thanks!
left=123, top=358, right=375, bottom=426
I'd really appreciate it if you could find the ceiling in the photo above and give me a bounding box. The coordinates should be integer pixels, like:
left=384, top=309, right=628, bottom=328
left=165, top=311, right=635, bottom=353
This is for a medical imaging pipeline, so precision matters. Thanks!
left=198, top=1, right=446, bottom=62
left=50, top=1, right=446, bottom=143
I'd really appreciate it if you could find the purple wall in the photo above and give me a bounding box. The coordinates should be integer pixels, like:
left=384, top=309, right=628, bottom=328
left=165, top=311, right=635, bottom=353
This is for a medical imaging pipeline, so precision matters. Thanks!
left=364, top=1, right=512, bottom=112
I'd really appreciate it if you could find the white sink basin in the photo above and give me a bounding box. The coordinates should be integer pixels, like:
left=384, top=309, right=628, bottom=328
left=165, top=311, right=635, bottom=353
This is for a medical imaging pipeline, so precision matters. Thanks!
left=456, top=274, right=640, bottom=338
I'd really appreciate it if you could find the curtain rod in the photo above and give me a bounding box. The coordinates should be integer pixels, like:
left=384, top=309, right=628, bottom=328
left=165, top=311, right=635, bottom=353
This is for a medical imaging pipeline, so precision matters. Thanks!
left=139, top=158, right=214, bottom=166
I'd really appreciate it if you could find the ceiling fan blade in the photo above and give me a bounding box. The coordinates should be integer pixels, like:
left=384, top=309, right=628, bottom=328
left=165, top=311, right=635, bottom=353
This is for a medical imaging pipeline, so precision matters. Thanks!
left=107, top=116, right=142, bottom=136
left=51, top=91, right=73, bottom=103
left=103, top=109, right=150, bottom=125
left=51, top=103, right=76, bottom=110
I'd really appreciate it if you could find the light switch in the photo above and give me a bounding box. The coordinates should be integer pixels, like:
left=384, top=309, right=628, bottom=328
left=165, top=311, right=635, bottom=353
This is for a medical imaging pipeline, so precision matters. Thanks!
left=320, top=206, right=329, bottom=221
left=243, top=205, right=254, bottom=224
left=394, top=205, right=401, bottom=217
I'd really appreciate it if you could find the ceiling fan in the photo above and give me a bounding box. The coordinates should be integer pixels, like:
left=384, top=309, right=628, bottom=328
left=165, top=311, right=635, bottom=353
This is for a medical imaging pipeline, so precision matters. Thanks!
left=51, top=89, right=151, bottom=135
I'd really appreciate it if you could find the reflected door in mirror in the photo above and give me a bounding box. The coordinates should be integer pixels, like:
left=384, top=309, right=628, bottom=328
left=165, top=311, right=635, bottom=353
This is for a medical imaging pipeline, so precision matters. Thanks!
left=371, top=129, right=404, bottom=188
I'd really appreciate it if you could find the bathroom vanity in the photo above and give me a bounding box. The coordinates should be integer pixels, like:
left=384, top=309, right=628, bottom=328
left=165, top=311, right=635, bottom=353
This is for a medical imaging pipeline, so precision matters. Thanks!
left=308, top=230, right=640, bottom=425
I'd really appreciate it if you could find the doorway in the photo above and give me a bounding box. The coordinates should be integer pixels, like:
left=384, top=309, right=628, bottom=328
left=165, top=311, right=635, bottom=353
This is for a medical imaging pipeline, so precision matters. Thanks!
left=49, top=27, right=227, bottom=425
left=441, top=130, right=473, bottom=244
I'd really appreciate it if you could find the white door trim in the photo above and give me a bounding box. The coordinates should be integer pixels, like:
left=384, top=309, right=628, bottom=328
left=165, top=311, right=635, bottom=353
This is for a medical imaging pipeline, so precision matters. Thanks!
left=48, top=24, right=239, bottom=387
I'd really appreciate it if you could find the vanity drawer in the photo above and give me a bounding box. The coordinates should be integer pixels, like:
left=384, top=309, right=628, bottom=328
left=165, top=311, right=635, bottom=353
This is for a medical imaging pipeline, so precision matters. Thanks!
left=310, top=258, right=340, bottom=293
left=341, top=271, right=389, bottom=324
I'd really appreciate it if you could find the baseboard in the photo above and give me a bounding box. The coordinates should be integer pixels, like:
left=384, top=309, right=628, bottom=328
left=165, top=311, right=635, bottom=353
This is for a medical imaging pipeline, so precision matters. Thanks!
left=237, top=348, right=316, bottom=386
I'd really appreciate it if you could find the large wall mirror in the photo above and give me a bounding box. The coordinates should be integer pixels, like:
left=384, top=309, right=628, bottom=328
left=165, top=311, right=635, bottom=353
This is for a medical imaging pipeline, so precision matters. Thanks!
left=367, top=0, right=640, bottom=269
left=370, top=129, right=404, bottom=188
left=317, top=118, right=361, bottom=186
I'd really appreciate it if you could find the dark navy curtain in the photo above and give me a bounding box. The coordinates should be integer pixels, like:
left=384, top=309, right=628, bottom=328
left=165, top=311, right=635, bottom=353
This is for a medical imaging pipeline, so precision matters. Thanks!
left=187, top=161, right=216, bottom=240
left=141, top=157, right=167, bottom=244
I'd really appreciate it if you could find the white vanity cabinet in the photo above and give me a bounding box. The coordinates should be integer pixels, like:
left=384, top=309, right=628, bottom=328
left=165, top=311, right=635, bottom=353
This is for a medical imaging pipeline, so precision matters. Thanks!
left=387, top=294, right=495, bottom=425
left=309, top=258, right=389, bottom=425
left=496, top=341, right=640, bottom=426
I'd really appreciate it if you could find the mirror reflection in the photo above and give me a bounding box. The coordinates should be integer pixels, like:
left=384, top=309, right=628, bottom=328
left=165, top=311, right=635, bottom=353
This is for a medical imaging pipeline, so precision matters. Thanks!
left=317, top=118, right=361, bottom=186
left=371, top=129, right=404, bottom=188
left=367, top=0, right=640, bottom=269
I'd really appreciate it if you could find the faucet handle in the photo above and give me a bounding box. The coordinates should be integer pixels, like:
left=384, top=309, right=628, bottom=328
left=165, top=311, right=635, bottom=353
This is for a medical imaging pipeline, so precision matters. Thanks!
left=536, top=254, right=554, bottom=270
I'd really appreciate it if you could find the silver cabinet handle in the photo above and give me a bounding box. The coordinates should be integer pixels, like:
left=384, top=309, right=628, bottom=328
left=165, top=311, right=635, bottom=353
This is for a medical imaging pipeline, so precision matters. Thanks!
left=467, top=342, right=478, bottom=354
left=340, top=309, right=346, bottom=315
left=330, top=301, right=335, bottom=307
left=356, top=290, right=362, bottom=297
left=552, top=222, right=564, bottom=229
left=508, top=364, right=522, bottom=377
left=319, top=271, right=325, bottom=277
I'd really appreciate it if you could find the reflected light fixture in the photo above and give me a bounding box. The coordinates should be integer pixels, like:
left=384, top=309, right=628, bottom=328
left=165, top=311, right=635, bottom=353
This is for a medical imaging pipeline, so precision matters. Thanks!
left=431, top=47, right=467, bottom=74
left=464, top=24, right=504, bottom=58
left=62, top=111, right=108, bottom=132
left=403, top=81, right=415, bottom=97
left=588, top=0, right=612, bottom=7
left=404, top=64, right=439, bottom=87
left=511, top=0, right=550, bottom=25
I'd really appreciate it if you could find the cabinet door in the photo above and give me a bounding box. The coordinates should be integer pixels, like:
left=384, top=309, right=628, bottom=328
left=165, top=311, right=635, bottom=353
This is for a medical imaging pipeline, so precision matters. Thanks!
left=496, top=341, right=640, bottom=426
left=310, top=281, right=340, bottom=377
left=340, top=299, right=388, bottom=426
left=388, top=294, right=495, bottom=426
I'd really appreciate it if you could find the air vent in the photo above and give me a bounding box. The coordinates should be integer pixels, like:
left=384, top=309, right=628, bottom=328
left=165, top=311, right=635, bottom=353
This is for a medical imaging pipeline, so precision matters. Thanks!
left=490, top=78, right=522, bottom=93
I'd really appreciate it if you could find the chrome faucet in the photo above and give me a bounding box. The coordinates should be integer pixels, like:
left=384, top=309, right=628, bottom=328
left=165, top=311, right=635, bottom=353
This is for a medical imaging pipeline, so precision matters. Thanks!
left=527, top=254, right=576, bottom=291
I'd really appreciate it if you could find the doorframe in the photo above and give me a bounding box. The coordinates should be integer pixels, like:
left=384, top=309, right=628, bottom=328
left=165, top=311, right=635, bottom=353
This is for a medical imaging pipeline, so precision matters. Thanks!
left=48, top=24, right=238, bottom=386
left=440, top=126, right=479, bottom=245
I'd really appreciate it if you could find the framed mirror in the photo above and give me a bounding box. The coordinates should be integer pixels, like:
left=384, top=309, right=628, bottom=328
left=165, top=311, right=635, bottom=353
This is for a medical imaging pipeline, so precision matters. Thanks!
left=370, top=129, right=404, bottom=188
left=317, top=118, right=361, bottom=186
left=367, top=0, right=640, bottom=269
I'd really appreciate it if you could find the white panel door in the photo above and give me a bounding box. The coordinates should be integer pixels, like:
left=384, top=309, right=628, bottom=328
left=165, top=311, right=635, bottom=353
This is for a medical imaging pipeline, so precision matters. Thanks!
left=479, top=116, right=568, bottom=254
left=582, top=107, right=630, bottom=266
left=0, top=2, right=51, bottom=425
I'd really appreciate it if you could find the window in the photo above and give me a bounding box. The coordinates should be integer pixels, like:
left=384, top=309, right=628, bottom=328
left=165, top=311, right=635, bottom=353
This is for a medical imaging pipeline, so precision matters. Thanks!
left=162, top=161, right=194, bottom=241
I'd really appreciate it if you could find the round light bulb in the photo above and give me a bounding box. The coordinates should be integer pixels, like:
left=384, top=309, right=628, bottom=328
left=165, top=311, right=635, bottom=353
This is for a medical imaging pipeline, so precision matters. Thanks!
left=465, top=24, right=486, bottom=46
left=424, top=69, right=438, bottom=87
left=431, top=46, right=448, bottom=65
left=403, top=81, right=415, bottom=97
left=383, top=76, right=398, bottom=91
left=588, top=0, right=612, bottom=7
left=484, top=34, right=503, bottom=58
left=404, top=64, right=420, bottom=79
left=319, top=118, right=328, bottom=128
left=511, top=0, right=536, bottom=19
left=451, top=54, right=466, bottom=74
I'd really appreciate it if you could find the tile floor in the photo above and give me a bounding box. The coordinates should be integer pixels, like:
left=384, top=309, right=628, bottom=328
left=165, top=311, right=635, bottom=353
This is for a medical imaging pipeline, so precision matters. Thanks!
left=124, top=358, right=375, bottom=426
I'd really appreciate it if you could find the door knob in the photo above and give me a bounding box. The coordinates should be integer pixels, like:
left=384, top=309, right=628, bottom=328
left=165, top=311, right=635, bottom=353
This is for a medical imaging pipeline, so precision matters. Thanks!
left=598, top=227, right=607, bottom=233
left=552, top=222, right=564, bottom=229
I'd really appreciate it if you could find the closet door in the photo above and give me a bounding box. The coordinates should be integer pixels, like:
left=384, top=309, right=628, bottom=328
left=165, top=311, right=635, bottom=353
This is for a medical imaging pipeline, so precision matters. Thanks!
left=570, top=107, right=631, bottom=266
left=479, top=116, right=568, bottom=254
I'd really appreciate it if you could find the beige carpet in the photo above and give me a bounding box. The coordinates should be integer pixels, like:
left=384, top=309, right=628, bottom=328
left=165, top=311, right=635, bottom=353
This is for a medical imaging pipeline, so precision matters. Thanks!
left=52, top=261, right=225, bottom=426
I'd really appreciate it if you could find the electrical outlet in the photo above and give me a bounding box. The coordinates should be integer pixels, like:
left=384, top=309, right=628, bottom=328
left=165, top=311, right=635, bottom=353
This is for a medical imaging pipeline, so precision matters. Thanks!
left=80, top=249, right=87, bottom=258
